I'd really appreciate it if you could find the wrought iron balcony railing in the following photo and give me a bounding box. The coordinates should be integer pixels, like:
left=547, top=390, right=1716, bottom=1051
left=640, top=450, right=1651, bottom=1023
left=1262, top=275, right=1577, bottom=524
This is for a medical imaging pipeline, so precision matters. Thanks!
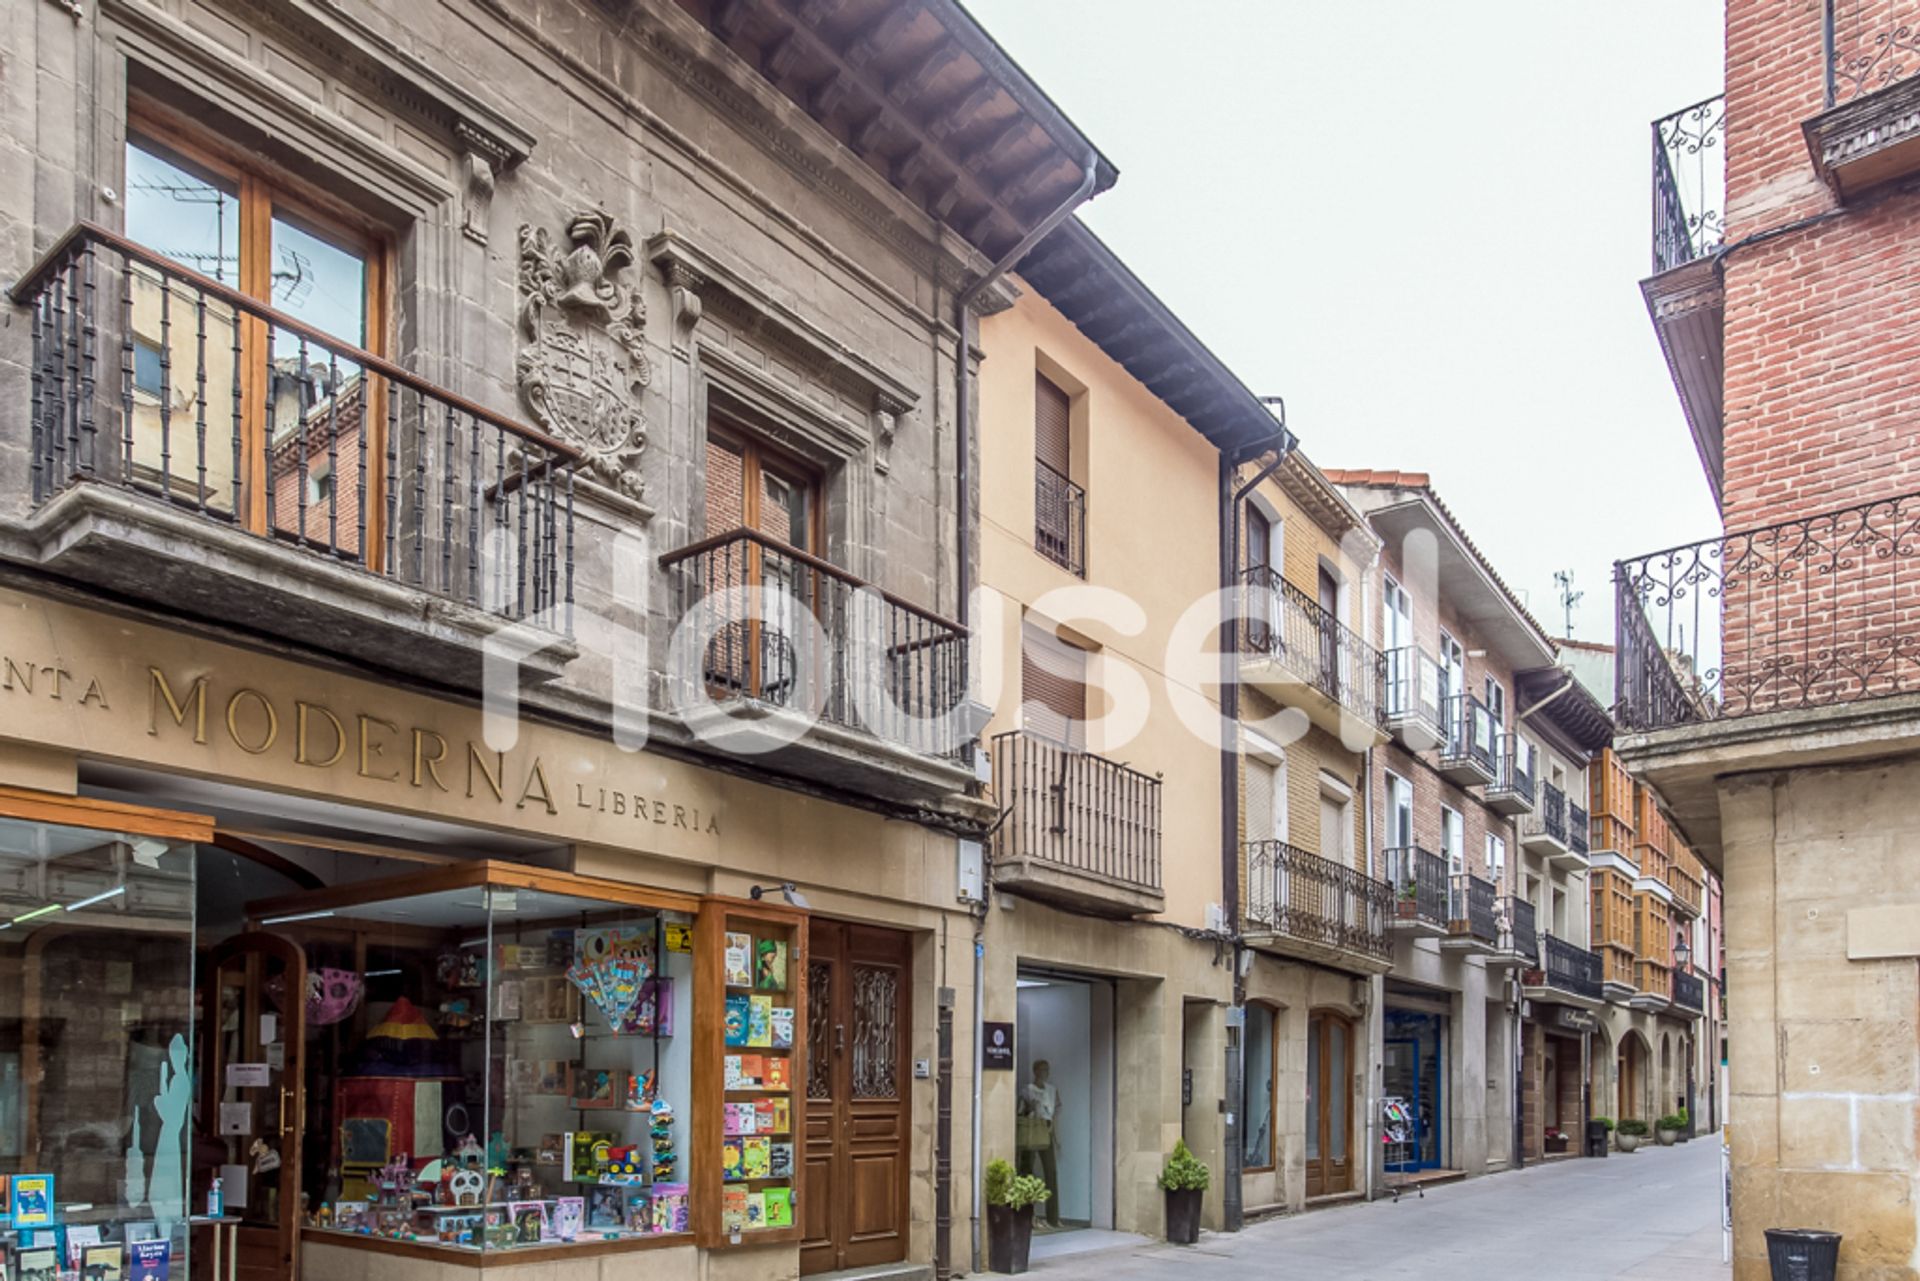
left=1825, top=0, right=1920, bottom=106
left=1488, top=733, right=1535, bottom=805
left=1673, top=969, right=1706, bottom=1013
left=661, top=527, right=969, bottom=758
left=14, top=222, right=579, bottom=628
left=1534, top=935, right=1604, bottom=1003
left=1384, top=645, right=1442, bottom=731
left=1651, top=95, right=1726, bottom=273
left=1569, top=802, right=1591, bottom=857
left=1240, top=567, right=1387, bottom=727
left=1498, top=896, right=1539, bottom=963
left=1035, top=460, right=1086, bottom=577
left=1526, top=782, right=1568, bottom=846
left=988, top=729, right=1162, bottom=892
left=1385, top=845, right=1448, bottom=930
left=1439, top=693, right=1496, bottom=772
left=1449, top=871, right=1498, bottom=945
left=1615, top=489, right=1920, bottom=731
left=1245, top=840, right=1391, bottom=963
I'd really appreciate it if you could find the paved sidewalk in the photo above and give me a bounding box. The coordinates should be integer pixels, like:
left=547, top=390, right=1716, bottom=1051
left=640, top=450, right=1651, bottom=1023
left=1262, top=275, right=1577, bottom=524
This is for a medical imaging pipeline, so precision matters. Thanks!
left=1016, top=1136, right=1727, bottom=1280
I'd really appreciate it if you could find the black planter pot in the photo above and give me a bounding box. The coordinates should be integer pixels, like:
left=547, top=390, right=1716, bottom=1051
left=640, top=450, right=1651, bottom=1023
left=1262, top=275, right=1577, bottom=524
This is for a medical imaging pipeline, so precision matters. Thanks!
left=988, top=1204, right=1034, bottom=1274
left=1165, top=1188, right=1203, bottom=1245
left=1584, top=1119, right=1610, bottom=1158
left=1765, top=1228, right=1841, bottom=1281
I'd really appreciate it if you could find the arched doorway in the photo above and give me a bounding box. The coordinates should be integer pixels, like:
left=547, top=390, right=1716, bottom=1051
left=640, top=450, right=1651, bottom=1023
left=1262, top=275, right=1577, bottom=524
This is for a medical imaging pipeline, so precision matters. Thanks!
left=1589, top=1025, right=1614, bottom=1122
left=1305, top=1010, right=1355, bottom=1196
left=1659, top=1034, right=1674, bottom=1118
left=1618, top=1032, right=1650, bottom=1121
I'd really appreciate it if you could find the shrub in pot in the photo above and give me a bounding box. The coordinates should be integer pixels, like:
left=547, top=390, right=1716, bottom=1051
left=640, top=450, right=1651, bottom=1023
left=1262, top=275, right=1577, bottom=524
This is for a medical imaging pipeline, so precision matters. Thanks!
left=1616, top=1118, right=1648, bottom=1153
left=1674, top=1106, right=1692, bottom=1142
left=1655, top=1114, right=1682, bottom=1146
left=985, top=1158, right=1050, bottom=1274
left=1158, top=1139, right=1210, bottom=1245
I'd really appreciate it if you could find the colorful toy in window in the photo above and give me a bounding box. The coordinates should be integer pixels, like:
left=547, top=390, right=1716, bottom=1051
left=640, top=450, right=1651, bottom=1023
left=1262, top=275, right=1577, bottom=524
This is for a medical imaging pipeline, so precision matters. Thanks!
left=650, top=1099, right=678, bottom=1180
left=571, top=1069, right=624, bottom=1110
left=551, top=1196, right=583, bottom=1243
left=600, top=1145, right=646, bottom=1185
left=617, top=977, right=673, bottom=1036
left=755, top=939, right=787, bottom=990
left=566, top=953, right=646, bottom=1029
left=626, top=1069, right=655, bottom=1113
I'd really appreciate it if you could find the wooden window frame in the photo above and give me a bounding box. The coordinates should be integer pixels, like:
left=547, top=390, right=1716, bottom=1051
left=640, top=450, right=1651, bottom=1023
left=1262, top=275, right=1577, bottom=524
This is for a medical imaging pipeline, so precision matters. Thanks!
left=126, top=96, right=392, bottom=558
left=704, top=419, right=825, bottom=553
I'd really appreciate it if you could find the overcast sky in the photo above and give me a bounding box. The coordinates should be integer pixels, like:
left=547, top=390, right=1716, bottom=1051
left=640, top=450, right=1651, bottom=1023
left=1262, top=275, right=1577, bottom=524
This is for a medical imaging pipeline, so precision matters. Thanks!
left=966, top=0, right=1725, bottom=646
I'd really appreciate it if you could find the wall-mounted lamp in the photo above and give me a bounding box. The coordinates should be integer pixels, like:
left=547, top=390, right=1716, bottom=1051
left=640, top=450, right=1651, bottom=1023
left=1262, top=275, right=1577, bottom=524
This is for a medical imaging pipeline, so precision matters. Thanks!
left=749, top=882, right=810, bottom=909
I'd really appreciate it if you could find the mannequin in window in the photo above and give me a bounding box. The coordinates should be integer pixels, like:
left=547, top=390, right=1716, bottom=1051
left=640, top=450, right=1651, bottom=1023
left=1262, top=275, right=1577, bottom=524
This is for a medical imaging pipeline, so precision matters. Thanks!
left=1015, top=1060, right=1060, bottom=1226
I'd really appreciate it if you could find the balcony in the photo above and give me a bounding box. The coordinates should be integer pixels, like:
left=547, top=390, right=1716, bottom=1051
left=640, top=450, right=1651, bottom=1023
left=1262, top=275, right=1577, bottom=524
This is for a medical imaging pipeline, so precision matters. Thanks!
left=1568, top=802, right=1591, bottom=863
left=10, top=223, right=579, bottom=688
left=1631, top=960, right=1674, bottom=1012
left=1615, top=490, right=1920, bottom=856
left=1669, top=865, right=1705, bottom=918
left=1035, top=460, right=1086, bottom=577
left=1238, top=568, right=1388, bottom=746
left=1384, top=645, right=1445, bottom=751
left=1484, top=734, right=1536, bottom=816
left=1436, top=694, right=1497, bottom=787
left=661, top=528, right=975, bottom=801
left=1440, top=871, right=1499, bottom=954
left=1384, top=845, right=1448, bottom=938
left=986, top=729, right=1163, bottom=917
left=1672, top=969, right=1706, bottom=1014
left=1642, top=94, right=1727, bottom=506
left=1487, top=896, right=1539, bottom=969
left=1810, top=1, right=1920, bottom=197
left=1521, top=782, right=1574, bottom=862
left=1523, top=935, right=1605, bottom=1010
left=1244, top=840, right=1392, bottom=974
left=1599, top=945, right=1638, bottom=1004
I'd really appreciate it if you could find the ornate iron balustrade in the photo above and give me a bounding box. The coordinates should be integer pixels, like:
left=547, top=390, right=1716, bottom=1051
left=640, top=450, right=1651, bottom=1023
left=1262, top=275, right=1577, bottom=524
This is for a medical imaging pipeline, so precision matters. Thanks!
left=1615, top=489, right=1920, bottom=731
left=1245, top=840, right=1391, bottom=963
left=1825, top=0, right=1920, bottom=106
left=1536, top=935, right=1604, bottom=1002
left=1673, top=969, right=1706, bottom=1013
left=1035, top=460, right=1086, bottom=577
left=1240, top=567, right=1387, bottom=727
left=1499, top=896, right=1539, bottom=963
left=1439, top=693, right=1496, bottom=771
left=14, top=223, right=579, bottom=628
left=1449, top=871, right=1498, bottom=945
left=1569, top=802, right=1591, bottom=857
left=988, top=729, right=1163, bottom=891
left=1651, top=95, right=1726, bottom=273
left=1384, top=644, right=1441, bottom=728
left=1527, top=782, right=1568, bottom=845
left=1385, top=845, right=1447, bottom=929
left=662, top=527, right=969, bottom=758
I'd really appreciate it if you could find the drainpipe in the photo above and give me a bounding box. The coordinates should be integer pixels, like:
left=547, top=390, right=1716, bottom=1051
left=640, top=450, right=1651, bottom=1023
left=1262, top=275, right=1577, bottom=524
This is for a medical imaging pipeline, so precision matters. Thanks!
left=1218, top=405, right=1295, bottom=1233
left=1362, top=741, right=1380, bottom=1202
left=952, top=154, right=1099, bottom=1281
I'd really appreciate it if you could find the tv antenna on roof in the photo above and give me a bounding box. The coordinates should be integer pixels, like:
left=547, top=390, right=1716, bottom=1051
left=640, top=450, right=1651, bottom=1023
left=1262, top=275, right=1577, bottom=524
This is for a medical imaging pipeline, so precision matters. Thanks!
left=1554, top=570, right=1583, bottom=639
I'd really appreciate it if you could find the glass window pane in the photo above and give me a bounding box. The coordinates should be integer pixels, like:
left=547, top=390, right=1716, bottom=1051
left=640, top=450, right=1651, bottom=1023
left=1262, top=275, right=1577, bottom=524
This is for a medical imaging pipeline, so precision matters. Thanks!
left=1329, top=1022, right=1348, bottom=1159
left=1305, top=1019, right=1319, bottom=1160
left=268, top=213, right=367, bottom=350
left=1241, top=1005, right=1273, bottom=1169
left=126, top=138, right=239, bottom=282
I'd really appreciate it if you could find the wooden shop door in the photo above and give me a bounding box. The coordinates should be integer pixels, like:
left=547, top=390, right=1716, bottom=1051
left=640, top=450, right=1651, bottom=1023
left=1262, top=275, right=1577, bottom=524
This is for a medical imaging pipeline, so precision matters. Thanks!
left=1304, top=1011, right=1354, bottom=1197
left=800, top=921, right=913, bottom=1275
left=203, top=931, right=307, bottom=1281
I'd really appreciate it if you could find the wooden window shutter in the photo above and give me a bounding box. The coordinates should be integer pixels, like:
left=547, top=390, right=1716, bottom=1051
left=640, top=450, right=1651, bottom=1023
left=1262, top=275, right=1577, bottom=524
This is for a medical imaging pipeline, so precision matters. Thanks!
left=1020, top=623, right=1087, bottom=747
left=706, top=436, right=747, bottom=537
left=1247, top=507, right=1271, bottom=573
left=1035, top=373, right=1071, bottom=475
left=1246, top=760, right=1276, bottom=842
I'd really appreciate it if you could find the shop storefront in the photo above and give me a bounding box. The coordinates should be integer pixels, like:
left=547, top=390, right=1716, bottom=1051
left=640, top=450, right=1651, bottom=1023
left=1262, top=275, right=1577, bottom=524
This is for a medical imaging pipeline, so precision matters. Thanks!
left=1012, top=970, right=1114, bottom=1237
left=0, top=584, right=945, bottom=1278
left=1382, top=1004, right=1447, bottom=1173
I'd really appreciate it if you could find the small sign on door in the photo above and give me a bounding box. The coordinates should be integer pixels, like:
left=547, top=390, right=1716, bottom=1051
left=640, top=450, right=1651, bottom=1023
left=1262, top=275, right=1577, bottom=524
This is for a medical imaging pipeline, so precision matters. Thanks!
left=227, top=1063, right=271, bottom=1088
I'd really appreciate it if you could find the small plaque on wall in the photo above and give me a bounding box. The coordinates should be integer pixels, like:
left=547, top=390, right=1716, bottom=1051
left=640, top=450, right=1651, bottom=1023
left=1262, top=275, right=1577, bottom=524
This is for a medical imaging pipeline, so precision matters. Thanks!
left=981, top=1022, right=1014, bottom=1071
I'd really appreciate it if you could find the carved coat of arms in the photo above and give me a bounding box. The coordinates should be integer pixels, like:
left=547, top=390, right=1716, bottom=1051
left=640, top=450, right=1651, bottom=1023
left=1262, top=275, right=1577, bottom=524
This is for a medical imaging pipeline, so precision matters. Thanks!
left=516, top=211, right=650, bottom=498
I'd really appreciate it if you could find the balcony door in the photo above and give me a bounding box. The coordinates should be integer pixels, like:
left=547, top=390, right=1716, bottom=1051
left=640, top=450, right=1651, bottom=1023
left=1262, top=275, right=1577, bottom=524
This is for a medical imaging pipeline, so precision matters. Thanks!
left=1383, top=576, right=1412, bottom=709
left=124, top=122, right=381, bottom=558
left=702, top=426, right=822, bottom=704
left=1316, top=567, right=1341, bottom=694
left=1245, top=507, right=1274, bottom=651
left=1305, top=1011, right=1353, bottom=1196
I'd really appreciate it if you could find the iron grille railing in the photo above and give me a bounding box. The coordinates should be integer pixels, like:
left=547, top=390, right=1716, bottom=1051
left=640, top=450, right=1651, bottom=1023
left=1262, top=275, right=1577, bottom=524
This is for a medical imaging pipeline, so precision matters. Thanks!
left=1652, top=94, right=1726, bottom=273
left=1489, top=733, right=1535, bottom=804
left=1535, top=935, right=1604, bottom=1002
left=1439, top=693, right=1496, bottom=772
left=1499, top=896, right=1539, bottom=963
left=1569, top=802, right=1591, bottom=857
left=14, top=222, right=579, bottom=629
left=1615, top=489, right=1920, bottom=730
left=662, top=527, right=969, bottom=758
left=1240, top=567, right=1387, bottom=728
left=1035, top=460, right=1086, bottom=577
left=1245, top=840, right=1390, bottom=963
left=1384, top=645, right=1441, bottom=730
left=1449, top=871, right=1498, bottom=945
left=1385, top=845, right=1447, bottom=929
left=1825, top=0, right=1920, bottom=106
left=989, top=729, right=1162, bottom=891
left=1527, top=782, right=1568, bottom=846
left=1673, top=969, right=1706, bottom=1012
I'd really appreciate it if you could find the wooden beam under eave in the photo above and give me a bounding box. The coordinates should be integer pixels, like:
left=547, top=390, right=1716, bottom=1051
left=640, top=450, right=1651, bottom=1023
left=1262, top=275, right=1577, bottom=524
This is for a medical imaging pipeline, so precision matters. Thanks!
left=929, top=80, right=997, bottom=143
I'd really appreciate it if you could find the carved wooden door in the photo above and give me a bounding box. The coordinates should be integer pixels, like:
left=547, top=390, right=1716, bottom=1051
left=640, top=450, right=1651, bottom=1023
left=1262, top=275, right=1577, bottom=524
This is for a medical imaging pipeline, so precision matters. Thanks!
left=799, top=921, right=912, bottom=1275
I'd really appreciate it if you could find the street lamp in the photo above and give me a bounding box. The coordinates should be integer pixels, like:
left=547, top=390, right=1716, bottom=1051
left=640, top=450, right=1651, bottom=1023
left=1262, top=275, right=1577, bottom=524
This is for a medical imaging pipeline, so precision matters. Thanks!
left=1674, top=932, right=1692, bottom=971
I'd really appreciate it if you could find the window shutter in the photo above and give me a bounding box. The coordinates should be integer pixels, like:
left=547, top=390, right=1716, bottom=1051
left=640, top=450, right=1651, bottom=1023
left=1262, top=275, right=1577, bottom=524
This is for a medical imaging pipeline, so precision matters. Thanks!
left=1020, top=624, right=1086, bottom=747
left=1035, top=373, right=1071, bottom=475
left=1246, top=760, right=1276, bottom=842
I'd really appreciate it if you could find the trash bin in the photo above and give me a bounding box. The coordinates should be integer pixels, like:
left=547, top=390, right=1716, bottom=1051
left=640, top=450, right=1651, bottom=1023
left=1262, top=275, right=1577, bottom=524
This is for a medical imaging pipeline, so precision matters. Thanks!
left=1765, top=1228, right=1841, bottom=1281
left=1585, top=1119, right=1610, bottom=1159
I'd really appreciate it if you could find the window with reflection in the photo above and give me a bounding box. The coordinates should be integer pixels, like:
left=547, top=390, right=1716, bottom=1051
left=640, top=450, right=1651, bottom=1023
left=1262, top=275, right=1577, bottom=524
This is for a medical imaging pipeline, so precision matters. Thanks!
left=1241, top=1003, right=1275, bottom=1171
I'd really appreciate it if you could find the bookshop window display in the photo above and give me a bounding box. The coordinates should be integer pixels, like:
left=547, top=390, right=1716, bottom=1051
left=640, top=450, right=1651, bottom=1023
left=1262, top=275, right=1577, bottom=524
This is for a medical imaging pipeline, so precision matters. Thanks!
left=235, top=863, right=806, bottom=1264
left=0, top=794, right=205, bottom=1281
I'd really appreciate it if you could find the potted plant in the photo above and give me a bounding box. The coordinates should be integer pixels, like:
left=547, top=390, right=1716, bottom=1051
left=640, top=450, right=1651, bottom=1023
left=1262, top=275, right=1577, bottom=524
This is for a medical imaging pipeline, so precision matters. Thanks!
left=985, top=1158, right=1049, bottom=1274
left=1655, top=1114, right=1682, bottom=1146
left=1395, top=881, right=1422, bottom=920
left=1616, top=1118, right=1648, bottom=1153
left=1543, top=1127, right=1569, bottom=1155
left=1589, top=1116, right=1614, bottom=1159
left=1673, top=1106, right=1692, bottom=1143
left=1158, top=1139, right=1210, bottom=1245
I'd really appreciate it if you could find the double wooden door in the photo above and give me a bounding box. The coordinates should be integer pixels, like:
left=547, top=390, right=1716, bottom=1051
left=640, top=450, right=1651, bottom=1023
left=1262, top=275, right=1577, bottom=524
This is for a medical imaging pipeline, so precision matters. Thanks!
left=1304, top=1011, right=1353, bottom=1197
left=800, top=921, right=912, bottom=1275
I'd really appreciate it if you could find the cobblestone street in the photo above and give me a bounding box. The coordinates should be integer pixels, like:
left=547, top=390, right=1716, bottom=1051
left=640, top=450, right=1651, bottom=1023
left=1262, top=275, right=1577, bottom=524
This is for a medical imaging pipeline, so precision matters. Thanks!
left=1022, top=1138, right=1726, bottom=1280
